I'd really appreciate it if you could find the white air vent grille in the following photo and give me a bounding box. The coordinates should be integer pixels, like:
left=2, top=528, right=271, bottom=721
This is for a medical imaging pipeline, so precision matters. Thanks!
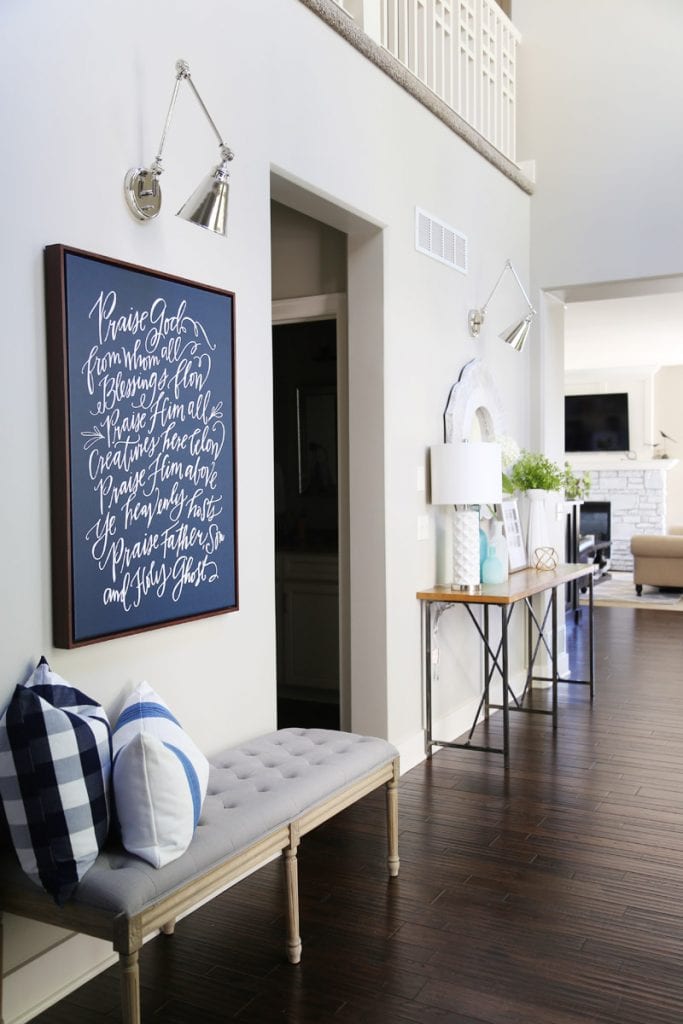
left=415, top=207, right=468, bottom=273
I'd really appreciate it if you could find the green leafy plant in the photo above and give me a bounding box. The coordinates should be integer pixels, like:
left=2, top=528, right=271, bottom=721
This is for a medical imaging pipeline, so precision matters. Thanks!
left=561, top=462, right=591, bottom=500
left=505, top=449, right=563, bottom=493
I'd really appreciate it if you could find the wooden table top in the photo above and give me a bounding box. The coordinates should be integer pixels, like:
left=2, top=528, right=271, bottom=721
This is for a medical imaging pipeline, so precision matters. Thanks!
left=417, top=563, right=595, bottom=606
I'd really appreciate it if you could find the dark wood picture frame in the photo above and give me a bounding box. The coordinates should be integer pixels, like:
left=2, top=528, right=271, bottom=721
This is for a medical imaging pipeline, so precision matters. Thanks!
left=44, top=244, right=238, bottom=647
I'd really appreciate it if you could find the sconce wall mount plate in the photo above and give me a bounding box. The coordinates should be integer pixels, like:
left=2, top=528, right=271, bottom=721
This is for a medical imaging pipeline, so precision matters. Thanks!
left=124, top=167, right=162, bottom=222
left=468, top=307, right=485, bottom=336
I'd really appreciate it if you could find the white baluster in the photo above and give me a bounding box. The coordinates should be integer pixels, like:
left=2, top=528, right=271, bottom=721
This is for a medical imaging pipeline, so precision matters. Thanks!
left=376, top=0, right=519, bottom=162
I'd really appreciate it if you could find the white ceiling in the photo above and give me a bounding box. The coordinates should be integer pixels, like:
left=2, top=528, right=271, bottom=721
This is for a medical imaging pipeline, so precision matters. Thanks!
left=562, top=281, right=683, bottom=371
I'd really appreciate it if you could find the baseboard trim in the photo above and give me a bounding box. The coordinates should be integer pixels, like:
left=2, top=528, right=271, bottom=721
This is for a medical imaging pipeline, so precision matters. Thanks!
left=3, top=932, right=115, bottom=1024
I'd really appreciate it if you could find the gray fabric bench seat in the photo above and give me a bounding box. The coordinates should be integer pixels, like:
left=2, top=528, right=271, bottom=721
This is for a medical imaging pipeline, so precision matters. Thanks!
left=0, top=727, right=400, bottom=1024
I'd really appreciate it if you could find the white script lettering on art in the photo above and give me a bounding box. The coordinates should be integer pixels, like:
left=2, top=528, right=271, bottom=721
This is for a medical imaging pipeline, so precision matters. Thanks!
left=78, top=287, right=230, bottom=617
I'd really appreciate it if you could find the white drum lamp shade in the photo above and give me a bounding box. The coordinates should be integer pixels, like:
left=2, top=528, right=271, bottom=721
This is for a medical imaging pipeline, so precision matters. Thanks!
left=430, top=442, right=502, bottom=591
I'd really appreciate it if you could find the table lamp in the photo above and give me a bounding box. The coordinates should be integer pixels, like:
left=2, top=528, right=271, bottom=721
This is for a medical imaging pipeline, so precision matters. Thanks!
left=430, top=441, right=502, bottom=591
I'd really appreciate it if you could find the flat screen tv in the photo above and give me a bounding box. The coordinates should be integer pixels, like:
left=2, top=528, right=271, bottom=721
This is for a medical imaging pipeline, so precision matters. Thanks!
left=564, top=392, right=630, bottom=453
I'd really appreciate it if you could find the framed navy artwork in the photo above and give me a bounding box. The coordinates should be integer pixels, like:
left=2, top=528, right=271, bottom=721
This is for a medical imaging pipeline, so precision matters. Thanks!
left=44, top=245, right=238, bottom=647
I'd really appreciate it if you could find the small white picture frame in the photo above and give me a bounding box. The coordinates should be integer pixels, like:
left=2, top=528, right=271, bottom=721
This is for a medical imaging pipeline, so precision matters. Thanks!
left=500, top=498, right=527, bottom=572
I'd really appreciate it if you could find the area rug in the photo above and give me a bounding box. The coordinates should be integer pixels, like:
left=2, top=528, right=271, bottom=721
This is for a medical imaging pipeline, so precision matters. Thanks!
left=581, top=571, right=683, bottom=611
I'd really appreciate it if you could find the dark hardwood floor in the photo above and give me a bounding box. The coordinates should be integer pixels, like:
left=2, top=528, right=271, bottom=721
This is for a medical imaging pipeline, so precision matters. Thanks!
left=31, top=607, right=683, bottom=1022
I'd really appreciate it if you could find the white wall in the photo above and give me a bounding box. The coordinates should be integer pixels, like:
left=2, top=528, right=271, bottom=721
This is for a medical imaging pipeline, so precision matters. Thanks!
left=514, top=0, right=683, bottom=451
left=563, top=291, right=683, bottom=372
left=0, top=1, right=530, bottom=1018
left=515, top=0, right=683, bottom=290
left=271, top=201, right=347, bottom=299
left=654, top=366, right=683, bottom=525
left=563, top=309, right=683, bottom=523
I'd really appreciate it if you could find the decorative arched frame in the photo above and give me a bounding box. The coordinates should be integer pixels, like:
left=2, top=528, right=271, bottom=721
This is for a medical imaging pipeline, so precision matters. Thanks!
left=443, top=357, right=507, bottom=443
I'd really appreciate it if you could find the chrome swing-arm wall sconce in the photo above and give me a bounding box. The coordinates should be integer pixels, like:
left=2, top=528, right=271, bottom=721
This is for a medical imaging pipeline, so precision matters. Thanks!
left=468, top=259, right=536, bottom=352
left=124, top=59, right=234, bottom=236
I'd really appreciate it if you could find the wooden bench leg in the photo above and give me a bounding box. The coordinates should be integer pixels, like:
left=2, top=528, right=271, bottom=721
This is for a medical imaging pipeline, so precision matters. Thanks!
left=283, top=822, right=302, bottom=964
left=120, top=951, right=141, bottom=1024
left=160, top=919, right=176, bottom=935
left=386, top=757, right=400, bottom=878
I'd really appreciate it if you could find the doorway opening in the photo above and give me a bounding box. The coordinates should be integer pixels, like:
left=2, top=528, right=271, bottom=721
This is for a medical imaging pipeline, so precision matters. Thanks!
left=272, top=313, right=345, bottom=730
left=270, top=177, right=386, bottom=738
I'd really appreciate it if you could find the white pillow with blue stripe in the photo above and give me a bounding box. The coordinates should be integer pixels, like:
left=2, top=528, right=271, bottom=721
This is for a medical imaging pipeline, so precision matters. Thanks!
left=112, top=682, right=209, bottom=868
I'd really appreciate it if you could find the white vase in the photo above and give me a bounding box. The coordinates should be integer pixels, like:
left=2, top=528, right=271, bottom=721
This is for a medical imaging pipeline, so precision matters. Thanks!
left=526, top=488, right=549, bottom=567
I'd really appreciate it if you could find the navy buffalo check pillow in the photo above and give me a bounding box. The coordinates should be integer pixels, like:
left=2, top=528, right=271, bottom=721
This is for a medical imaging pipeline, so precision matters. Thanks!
left=0, top=657, right=112, bottom=905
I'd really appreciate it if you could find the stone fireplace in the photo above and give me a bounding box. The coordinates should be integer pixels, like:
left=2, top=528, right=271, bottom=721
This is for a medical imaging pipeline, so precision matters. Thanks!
left=569, top=458, right=678, bottom=571
left=580, top=501, right=611, bottom=546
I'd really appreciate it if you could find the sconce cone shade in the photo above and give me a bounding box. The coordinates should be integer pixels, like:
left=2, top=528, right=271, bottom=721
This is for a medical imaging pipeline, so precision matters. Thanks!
left=499, top=313, right=534, bottom=352
left=177, top=164, right=230, bottom=235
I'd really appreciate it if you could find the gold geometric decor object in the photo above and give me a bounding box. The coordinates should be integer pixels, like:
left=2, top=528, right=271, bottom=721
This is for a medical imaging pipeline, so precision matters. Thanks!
left=534, top=547, right=559, bottom=571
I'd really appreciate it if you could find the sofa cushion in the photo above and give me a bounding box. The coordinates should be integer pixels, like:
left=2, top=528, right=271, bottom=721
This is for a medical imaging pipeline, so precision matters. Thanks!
left=0, top=658, right=112, bottom=905
left=112, top=682, right=209, bottom=868
left=631, top=535, right=683, bottom=558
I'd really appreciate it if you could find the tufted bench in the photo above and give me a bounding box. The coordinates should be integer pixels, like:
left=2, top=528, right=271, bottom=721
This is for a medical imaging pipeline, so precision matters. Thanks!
left=0, top=727, right=400, bottom=1024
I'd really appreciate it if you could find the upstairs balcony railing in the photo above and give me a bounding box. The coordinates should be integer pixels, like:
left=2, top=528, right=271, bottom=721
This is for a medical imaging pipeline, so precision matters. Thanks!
left=331, top=0, right=520, bottom=164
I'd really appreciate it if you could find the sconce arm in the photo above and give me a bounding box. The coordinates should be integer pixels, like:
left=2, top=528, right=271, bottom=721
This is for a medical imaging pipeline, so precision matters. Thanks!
left=151, top=60, right=234, bottom=178
left=183, top=68, right=234, bottom=163
left=504, top=260, right=535, bottom=316
left=478, top=260, right=509, bottom=318
left=150, top=65, right=185, bottom=177
left=480, top=259, right=534, bottom=319
left=468, top=259, right=535, bottom=338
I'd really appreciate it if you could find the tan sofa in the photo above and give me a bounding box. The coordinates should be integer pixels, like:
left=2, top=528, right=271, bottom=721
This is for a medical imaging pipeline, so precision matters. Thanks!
left=631, top=526, right=683, bottom=594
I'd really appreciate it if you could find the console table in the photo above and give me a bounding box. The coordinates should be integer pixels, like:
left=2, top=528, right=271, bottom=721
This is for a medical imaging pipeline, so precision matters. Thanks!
left=417, top=563, right=595, bottom=764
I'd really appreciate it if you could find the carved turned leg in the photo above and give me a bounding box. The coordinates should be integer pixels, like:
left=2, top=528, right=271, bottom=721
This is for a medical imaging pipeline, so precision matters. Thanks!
left=160, top=919, right=176, bottom=935
left=386, top=758, right=400, bottom=878
left=119, top=951, right=141, bottom=1024
left=283, top=822, right=302, bottom=964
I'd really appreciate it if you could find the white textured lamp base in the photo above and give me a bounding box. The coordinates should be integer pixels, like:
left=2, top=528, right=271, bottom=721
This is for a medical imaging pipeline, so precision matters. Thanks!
left=452, top=508, right=481, bottom=591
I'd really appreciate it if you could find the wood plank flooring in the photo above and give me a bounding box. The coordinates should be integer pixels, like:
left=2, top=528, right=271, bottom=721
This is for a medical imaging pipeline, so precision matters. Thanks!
left=30, top=607, right=683, bottom=1022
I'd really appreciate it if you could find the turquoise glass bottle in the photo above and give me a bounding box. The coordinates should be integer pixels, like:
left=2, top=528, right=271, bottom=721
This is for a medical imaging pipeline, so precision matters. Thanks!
left=479, top=525, right=488, bottom=581
left=482, top=520, right=508, bottom=585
